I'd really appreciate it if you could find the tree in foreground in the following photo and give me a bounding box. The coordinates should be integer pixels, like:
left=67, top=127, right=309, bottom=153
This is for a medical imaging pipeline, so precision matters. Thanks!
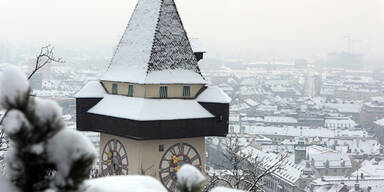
left=0, top=66, right=96, bottom=192
left=205, top=136, right=287, bottom=192
left=0, top=44, right=65, bottom=173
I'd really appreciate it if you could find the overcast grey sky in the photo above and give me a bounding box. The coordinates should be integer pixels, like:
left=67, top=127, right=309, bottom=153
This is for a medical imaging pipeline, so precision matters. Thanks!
left=1, top=0, right=383, bottom=60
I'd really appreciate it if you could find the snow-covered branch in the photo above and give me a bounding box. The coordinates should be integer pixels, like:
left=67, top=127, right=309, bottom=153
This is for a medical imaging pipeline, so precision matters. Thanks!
left=0, top=66, right=96, bottom=192
left=205, top=135, right=287, bottom=192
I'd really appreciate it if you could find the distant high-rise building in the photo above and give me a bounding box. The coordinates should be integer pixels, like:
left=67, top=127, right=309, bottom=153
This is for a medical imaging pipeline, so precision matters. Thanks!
left=303, top=72, right=321, bottom=97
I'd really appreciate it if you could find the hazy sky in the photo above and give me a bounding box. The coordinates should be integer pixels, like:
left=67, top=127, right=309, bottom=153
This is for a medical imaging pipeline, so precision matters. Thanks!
left=1, top=0, right=383, bottom=61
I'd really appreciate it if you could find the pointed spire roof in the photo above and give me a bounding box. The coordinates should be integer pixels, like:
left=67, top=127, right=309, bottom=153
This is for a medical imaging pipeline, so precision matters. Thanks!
left=101, top=0, right=206, bottom=84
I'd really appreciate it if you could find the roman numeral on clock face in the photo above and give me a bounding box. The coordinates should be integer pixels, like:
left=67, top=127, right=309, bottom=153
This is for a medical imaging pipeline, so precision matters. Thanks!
left=191, top=154, right=199, bottom=162
left=178, top=143, right=184, bottom=154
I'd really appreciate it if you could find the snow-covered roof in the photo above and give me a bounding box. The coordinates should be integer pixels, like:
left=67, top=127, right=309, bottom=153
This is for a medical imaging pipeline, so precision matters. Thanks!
left=242, top=148, right=304, bottom=185
left=88, top=95, right=214, bottom=121
left=101, top=0, right=205, bottom=84
left=245, top=126, right=368, bottom=138
left=311, top=152, right=352, bottom=169
left=312, top=176, right=384, bottom=192
left=352, top=163, right=384, bottom=178
left=324, top=103, right=361, bottom=113
left=197, top=86, right=231, bottom=104
left=264, top=116, right=298, bottom=124
left=74, top=81, right=106, bottom=98
left=375, top=118, right=384, bottom=127
left=245, top=98, right=259, bottom=107
left=325, top=118, right=357, bottom=128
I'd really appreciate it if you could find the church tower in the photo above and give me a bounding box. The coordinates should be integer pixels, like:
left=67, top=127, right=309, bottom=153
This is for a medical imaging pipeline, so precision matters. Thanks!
left=294, top=136, right=307, bottom=164
left=75, top=0, right=230, bottom=191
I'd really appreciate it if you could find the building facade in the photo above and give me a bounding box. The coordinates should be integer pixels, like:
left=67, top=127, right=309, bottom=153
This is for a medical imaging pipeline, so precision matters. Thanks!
left=75, top=0, right=230, bottom=191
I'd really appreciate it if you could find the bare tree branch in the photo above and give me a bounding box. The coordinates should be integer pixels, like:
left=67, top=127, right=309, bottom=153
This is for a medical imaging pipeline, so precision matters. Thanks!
left=27, top=44, right=65, bottom=80
left=0, top=44, right=64, bottom=152
left=204, top=135, right=287, bottom=192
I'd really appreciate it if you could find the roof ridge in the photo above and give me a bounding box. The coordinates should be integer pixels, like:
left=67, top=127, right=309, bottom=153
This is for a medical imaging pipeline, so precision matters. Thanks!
left=144, top=0, right=163, bottom=82
left=146, top=0, right=204, bottom=77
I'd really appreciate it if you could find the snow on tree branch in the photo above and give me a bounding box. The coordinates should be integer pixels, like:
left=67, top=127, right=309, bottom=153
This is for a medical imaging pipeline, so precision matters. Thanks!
left=176, top=164, right=206, bottom=192
left=0, top=66, right=96, bottom=192
left=204, top=135, right=287, bottom=192
left=0, top=66, right=30, bottom=110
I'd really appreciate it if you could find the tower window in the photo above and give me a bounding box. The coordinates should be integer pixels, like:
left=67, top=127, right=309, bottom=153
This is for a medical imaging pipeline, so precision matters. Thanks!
left=128, top=84, right=134, bottom=97
left=159, top=86, right=168, bottom=98
left=159, top=144, right=164, bottom=152
left=183, top=86, right=191, bottom=97
left=112, top=83, right=118, bottom=94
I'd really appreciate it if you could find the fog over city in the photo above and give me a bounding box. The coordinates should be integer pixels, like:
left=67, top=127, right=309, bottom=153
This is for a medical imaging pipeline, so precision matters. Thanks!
left=1, top=0, right=383, bottom=61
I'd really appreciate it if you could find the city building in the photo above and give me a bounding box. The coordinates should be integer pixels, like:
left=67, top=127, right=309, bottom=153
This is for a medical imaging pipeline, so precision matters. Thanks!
left=308, top=147, right=353, bottom=177
left=374, top=118, right=384, bottom=145
left=361, top=97, right=384, bottom=132
left=75, top=0, right=230, bottom=191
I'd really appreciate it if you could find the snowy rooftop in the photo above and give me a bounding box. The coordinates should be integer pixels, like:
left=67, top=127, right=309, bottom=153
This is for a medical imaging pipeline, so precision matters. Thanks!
left=352, top=163, right=384, bottom=178
left=88, top=95, right=214, bottom=121
left=375, top=118, right=384, bottom=127
left=244, top=126, right=368, bottom=138
left=264, top=116, right=298, bottom=123
left=101, top=0, right=205, bottom=84
left=244, top=98, right=258, bottom=107
left=242, top=147, right=304, bottom=185
left=324, top=103, right=361, bottom=113
left=312, top=176, right=384, bottom=192
left=196, top=86, right=231, bottom=104
left=74, top=81, right=106, bottom=98
left=310, top=152, right=352, bottom=169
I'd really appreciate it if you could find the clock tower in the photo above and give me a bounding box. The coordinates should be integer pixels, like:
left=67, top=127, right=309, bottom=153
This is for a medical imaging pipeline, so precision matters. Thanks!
left=75, top=0, right=230, bottom=191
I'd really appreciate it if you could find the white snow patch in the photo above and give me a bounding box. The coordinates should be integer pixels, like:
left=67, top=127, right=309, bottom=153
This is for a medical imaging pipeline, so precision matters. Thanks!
left=176, top=164, right=205, bottom=191
left=197, top=86, right=231, bottom=104
left=0, top=66, right=29, bottom=109
left=101, top=0, right=162, bottom=83
left=3, top=109, right=31, bottom=135
left=30, top=143, right=44, bottom=155
left=74, top=81, right=106, bottom=98
left=375, top=118, right=384, bottom=127
left=47, top=129, right=96, bottom=186
left=84, top=176, right=167, bottom=192
left=32, top=98, right=62, bottom=126
left=88, top=95, right=214, bottom=121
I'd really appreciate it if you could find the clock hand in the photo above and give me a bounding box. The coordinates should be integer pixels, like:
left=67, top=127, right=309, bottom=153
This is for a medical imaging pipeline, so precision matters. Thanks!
left=111, top=156, right=121, bottom=174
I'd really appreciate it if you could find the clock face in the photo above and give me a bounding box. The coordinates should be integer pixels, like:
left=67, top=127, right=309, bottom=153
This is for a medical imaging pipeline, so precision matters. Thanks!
left=159, top=143, right=202, bottom=192
left=101, top=139, right=128, bottom=176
